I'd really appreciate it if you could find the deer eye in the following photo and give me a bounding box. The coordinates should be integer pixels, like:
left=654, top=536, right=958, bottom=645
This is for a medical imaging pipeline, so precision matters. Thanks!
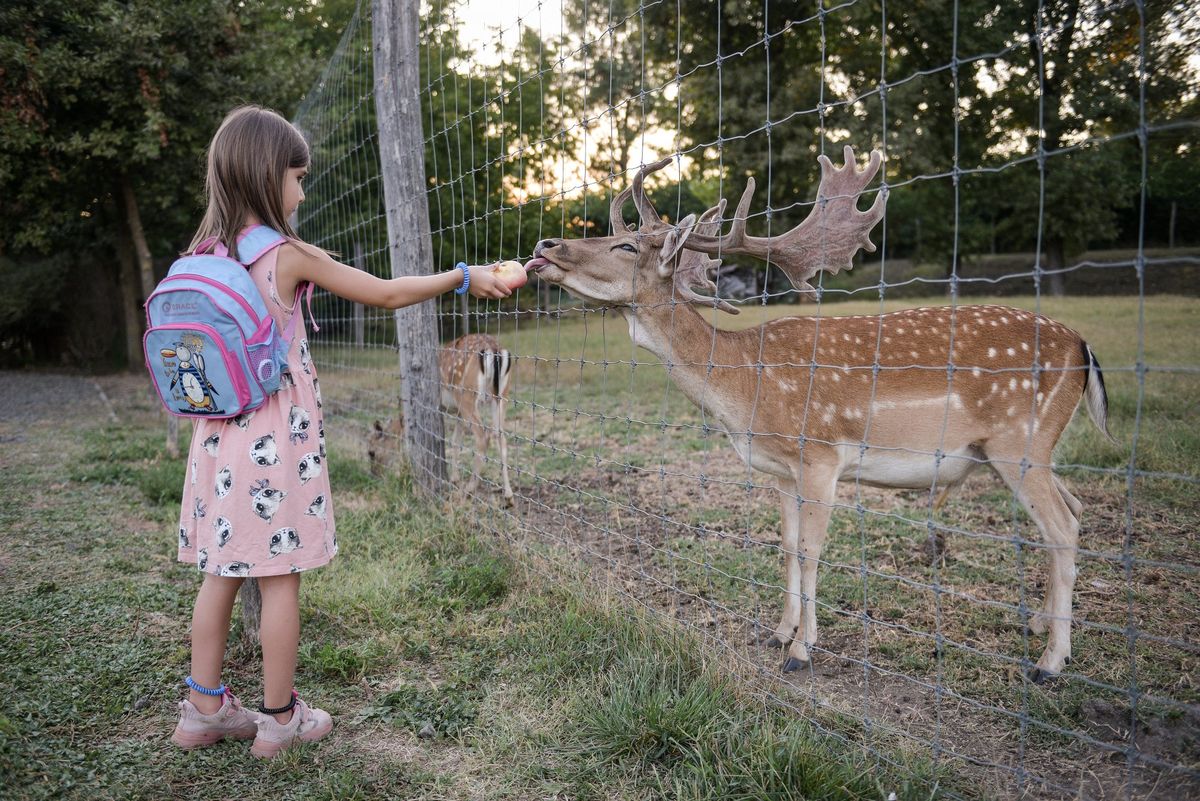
left=613, top=243, right=637, bottom=253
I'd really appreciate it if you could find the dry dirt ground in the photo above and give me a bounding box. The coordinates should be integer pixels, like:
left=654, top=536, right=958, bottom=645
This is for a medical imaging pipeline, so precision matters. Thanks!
left=489, top=428, right=1200, bottom=800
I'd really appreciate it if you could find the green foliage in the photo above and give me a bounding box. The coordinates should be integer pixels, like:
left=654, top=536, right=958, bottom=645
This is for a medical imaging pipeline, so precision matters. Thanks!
left=1, top=1, right=324, bottom=256
left=0, top=254, right=71, bottom=363
left=359, top=681, right=481, bottom=738
left=299, top=641, right=379, bottom=682
left=68, top=425, right=185, bottom=506
left=417, top=523, right=513, bottom=609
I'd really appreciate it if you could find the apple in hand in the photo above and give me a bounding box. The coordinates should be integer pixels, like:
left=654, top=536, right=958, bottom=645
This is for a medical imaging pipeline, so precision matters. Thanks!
left=489, top=260, right=528, bottom=290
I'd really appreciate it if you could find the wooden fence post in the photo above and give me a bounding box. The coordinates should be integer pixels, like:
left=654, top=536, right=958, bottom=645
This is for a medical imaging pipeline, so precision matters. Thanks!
left=372, top=0, right=447, bottom=494
left=239, top=580, right=262, bottom=646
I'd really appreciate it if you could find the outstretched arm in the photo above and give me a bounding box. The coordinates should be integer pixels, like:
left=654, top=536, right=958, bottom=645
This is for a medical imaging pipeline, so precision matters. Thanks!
left=276, top=241, right=511, bottom=309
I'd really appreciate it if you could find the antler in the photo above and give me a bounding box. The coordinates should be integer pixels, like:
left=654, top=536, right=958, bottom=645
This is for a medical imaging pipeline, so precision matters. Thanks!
left=614, top=150, right=882, bottom=313
left=674, top=146, right=887, bottom=290
left=669, top=202, right=739, bottom=315
left=609, top=185, right=634, bottom=234
left=610, top=157, right=674, bottom=236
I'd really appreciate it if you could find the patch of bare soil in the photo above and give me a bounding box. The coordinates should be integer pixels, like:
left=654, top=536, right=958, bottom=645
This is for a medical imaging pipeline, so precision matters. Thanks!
left=508, top=437, right=1200, bottom=801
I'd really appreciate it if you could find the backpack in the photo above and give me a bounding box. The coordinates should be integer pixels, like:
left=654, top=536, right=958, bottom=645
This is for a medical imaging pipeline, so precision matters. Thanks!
left=143, top=225, right=301, bottom=419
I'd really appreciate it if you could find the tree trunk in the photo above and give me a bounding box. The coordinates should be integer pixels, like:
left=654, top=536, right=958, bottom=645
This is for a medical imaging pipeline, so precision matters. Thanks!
left=115, top=211, right=143, bottom=371
left=121, top=175, right=180, bottom=457
left=374, top=0, right=447, bottom=495
left=1032, top=1, right=1078, bottom=301
left=120, top=176, right=180, bottom=454
left=1046, top=236, right=1066, bottom=297
left=122, top=176, right=156, bottom=299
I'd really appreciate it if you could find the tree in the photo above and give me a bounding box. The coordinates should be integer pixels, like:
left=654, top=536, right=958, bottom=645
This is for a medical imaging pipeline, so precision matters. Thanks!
left=0, top=0, right=349, bottom=365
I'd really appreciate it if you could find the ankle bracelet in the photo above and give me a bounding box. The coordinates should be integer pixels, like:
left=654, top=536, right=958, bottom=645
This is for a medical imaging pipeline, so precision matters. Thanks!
left=184, top=676, right=226, bottom=696
left=258, top=690, right=297, bottom=716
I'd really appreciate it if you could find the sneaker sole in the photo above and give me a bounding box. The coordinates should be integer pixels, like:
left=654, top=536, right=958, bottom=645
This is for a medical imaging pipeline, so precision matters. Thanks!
left=249, top=719, right=334, bottom=759
left=171, top=726, right=258, bottom=750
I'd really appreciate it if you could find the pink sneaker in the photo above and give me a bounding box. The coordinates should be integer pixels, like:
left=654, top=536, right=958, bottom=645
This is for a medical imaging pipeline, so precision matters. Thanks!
left=250, top=693, right=333, bottom=758
left=170, top=691, right=258, bottom=749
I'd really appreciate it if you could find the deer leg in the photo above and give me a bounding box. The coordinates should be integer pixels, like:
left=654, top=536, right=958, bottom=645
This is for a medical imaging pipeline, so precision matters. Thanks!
left=1053, top=474, right=1083, bottom=520
left=766, top=481, right=802, bottom=649
left=990, top=457, right=1079, bottom=683
left=466, top=409, right=488, bottom=496
left=493, top=398, right=513, bottom=505
left=447, top=415, right=464, bottom=484
left=1018, top=473, right=1083, bottom=635
left=783, top=466, right=837, bottom=673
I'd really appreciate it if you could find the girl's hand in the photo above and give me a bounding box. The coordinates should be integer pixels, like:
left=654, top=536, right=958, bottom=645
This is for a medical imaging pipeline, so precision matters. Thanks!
left=468, top=265, right=512, bottom=300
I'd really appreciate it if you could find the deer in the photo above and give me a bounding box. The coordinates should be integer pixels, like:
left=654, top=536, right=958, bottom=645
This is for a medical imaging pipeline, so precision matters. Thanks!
left=525, top=146, right=1114, bottom=683
left=370, top=333, right=515, bottom=505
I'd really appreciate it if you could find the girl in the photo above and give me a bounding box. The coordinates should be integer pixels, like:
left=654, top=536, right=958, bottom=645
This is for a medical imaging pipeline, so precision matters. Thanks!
left=169, top=105, right=510, bottom=758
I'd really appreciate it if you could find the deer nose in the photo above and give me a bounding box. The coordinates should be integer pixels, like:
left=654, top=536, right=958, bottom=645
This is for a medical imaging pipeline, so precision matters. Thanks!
left=534, top=239, right=561, bottom=255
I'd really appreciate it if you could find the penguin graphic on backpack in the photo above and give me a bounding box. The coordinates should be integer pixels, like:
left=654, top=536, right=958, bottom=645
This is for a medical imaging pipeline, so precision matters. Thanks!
left=160, top=339, right=223, bottom=414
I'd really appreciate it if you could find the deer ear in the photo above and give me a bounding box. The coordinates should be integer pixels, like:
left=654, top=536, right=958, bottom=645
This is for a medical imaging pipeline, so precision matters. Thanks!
left=658, top=213, right=697, bottom=277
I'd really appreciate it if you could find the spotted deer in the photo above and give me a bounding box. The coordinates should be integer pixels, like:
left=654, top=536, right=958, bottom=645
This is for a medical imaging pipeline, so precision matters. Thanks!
left=526, top=146, right=1114, bottom=682
left=370, top=333, right=515, bottom=504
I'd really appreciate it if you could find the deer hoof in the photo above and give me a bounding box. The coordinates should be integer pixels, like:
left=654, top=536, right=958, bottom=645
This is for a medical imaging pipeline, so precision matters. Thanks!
left=782, top=657, right=810, bottom=674
left=1026, top=666, right=1057, bottom=685
left=502, top=495, right=514, bottom=508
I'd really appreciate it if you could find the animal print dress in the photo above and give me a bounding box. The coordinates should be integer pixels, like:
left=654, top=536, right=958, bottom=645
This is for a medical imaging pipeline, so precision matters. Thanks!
left=177, top=246, right=336, bottom=577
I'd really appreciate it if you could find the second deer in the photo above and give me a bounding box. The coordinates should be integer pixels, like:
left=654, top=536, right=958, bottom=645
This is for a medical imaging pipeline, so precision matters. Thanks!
left=370, top=333, right=515, bottom=504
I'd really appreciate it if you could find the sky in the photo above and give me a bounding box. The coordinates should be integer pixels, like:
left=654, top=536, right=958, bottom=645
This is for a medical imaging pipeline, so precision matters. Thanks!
left=453, top=0, right=564, bottom=66
left=442, top=0, right=682, bottom=199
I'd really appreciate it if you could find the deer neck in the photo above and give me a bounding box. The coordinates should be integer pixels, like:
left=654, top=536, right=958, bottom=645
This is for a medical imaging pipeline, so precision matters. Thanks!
left=621, top=299, right=758, bottom=427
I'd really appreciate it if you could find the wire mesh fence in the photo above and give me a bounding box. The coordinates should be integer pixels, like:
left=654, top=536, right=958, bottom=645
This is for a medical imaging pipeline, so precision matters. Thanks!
left=292, top=1, right=1199, bottom=798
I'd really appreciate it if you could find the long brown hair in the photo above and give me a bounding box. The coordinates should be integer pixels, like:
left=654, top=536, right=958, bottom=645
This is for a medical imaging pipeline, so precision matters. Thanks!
left=187, top=105, right=309, bottom=260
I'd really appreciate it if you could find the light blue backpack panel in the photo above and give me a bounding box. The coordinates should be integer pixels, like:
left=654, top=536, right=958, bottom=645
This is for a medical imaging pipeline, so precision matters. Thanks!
left=143, top=226, right=294, bottom=419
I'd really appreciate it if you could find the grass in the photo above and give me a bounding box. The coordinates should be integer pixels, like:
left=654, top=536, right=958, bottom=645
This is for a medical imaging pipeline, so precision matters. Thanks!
left=0, top=371, right=954, bottom=800
left=313, top=293, right=1199, bottom=798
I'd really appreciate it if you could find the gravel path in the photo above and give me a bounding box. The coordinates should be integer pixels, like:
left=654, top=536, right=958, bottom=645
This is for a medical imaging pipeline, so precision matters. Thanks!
left=0, top=371, right=114, bottom=425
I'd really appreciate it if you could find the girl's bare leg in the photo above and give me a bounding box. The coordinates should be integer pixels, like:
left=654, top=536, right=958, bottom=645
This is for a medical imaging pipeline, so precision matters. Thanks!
left=188, top=573, right=245, bottom=713
left=258, top=572, right=301, bottom=723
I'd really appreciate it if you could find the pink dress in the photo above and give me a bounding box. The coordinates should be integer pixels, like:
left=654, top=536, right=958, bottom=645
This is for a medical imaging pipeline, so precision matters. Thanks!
left=177, top=246, right=337, bottom=577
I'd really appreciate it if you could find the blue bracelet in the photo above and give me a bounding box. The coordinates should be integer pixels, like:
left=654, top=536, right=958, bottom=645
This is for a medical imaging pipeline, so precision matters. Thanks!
left=185, top=675, right=226, bottom=696
left=454, top=262, right=470, bottom=295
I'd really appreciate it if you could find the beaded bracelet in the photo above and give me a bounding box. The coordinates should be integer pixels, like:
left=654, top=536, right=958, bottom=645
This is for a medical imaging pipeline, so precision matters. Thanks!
left=454, top=262, right=470, bottom=295
left=184, top=675, right=226, bottom=696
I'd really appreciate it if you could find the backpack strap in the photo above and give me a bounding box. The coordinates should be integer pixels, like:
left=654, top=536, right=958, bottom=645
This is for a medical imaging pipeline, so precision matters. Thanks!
left=281, top=281, right=320, bottom=343
left=235, top=225, right=288, bottom=265
left=192, top=226, right=286, bottom=262
left=197, top=225, right=320, bottom=341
